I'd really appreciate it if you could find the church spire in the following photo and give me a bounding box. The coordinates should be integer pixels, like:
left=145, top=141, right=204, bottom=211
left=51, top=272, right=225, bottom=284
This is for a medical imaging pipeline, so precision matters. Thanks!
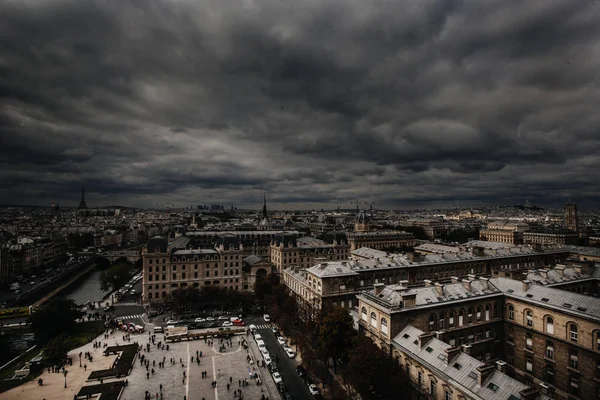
left=262, top=193, right=267, bottom=219
left=78, top=186, right=87, bottom=209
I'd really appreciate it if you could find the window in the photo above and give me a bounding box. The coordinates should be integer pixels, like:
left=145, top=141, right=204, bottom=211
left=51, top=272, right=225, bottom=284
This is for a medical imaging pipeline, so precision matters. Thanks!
left=570, top=349, right=579, bottom=369
left=525, top=310, right=533, bottom=327
left=546, top=341, right=554, bottom=359
left=570, top=376, right=579, bottom=394
left=487, top=383, right=499, bottom=392
left=458, top=310, right=464, bottom=326
left=485, top=304, right=491, bottom=321
left=468, top=307, right=474, bottom=324
left=526, top=333, right=533, bottom=349
left=526, top=356, right=533, bottom=372
left=361, top=307, right=367, bottom=321
left=438, top=313, right=445, bottom=330
left=448, top=312, right=455, bottom=328
left=445, top=391, right=451, bottom=400
left=418, top=372, right=423, bottom=387
left=570, top=324, right=578, bottom=342
left=546, top=365, right=554, bottom=385
left=596, top=331, right=600, bottom=350
left=371, top=312, right=377, bottom=327
left=430, top=381, right=436, bottom=397
left=476, top=306, right=482, bottom=322
left=428, top=314, right=436, bottom=331
left=381, top=318, right=389, bottom=335
left=546, top=317, right=554, bottom=335
left=596, top=359, right=600, bottom=379
left=508, top=304, right=514, bottom=320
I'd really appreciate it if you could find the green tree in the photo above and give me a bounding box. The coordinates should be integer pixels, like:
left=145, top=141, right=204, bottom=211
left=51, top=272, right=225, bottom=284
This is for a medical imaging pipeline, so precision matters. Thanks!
left=45, top=334, right=70, bottom=366
left=318, top=306, right=356, bottom=373
left=29, top=298, right=83, bottom=345
left=99, top=261, right=137, bottom=293
left=170, top=287, right=200, bottom=314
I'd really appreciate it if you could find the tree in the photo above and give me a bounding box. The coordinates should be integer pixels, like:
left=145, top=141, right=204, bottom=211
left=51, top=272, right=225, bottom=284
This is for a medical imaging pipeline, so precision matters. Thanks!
left=99, top=261, right=137, bottom=293
left=45, top=335, right=70, bottom=367
left=318, top=306, right=356, bottom=373
left=255, top=272, right=280, bottom=300
left=170, top=287, right=200, bottom=314
left=29, top=298, right=83, bottom=345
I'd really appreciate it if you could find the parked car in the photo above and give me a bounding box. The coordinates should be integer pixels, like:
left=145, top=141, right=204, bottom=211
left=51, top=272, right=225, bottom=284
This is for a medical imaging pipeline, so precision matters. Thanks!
left=277, top=336, right=286, bottom=345
left=271, top=326, right=278, bottom=334
left=222, top=321, right=233, bottom=327
left=263, top=354, right=272, bottom=365
left=153, top=326, right=164, bottom=333
left=260, top=347, right=269, bottom=356
left=272, top=372, right=282, bottom=384
left=194, top=318, right=205, bottom=323
left=166, top=320, right=177, bottom=325
left=248, top=324, right=257, bottom=332
left=277, top=382, right=287, bottom=394
left=263, top=314, right=271, bottom=322
left=308, top=384, right=319, bottom=396
left=269, top=362, right=279, bottom=373
left=255, top=334, right=262, bottom=341
left=282, top=392, right=293, bottom=400
left=233, top=319, right=245, bottom=326
left=256, top=340, right=266, bottom=348
left=285, top=348, right=295, bottom=358
left=206, top=317, right=215, bottom=321
left=218, top=316, right=229, bottom=320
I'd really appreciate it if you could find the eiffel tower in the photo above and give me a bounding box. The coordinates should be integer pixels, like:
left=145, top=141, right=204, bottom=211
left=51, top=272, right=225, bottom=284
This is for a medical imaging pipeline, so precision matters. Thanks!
left=78, top=186, right=87, bottom=209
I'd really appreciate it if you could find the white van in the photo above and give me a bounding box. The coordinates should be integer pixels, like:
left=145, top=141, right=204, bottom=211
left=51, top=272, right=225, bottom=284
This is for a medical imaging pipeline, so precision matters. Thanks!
left=153, top=326, right=164, bottom=333
left=263, top=314, right=270, bottom=322
left=256, top=339, right=266, bottom=348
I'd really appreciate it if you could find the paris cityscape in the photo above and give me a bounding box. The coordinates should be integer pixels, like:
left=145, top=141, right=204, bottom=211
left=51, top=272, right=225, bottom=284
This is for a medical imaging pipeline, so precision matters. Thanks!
left=2, top=1, right=600, bottom=400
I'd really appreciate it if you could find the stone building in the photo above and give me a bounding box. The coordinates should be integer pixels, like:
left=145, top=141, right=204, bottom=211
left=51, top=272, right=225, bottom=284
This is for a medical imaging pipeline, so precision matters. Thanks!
left=523, top=230, right=579, bottom=246
left=393, top=325, right=538, bottom=400
left=282, top=244, right=569, bottom=314
left=269, top=235, right=350, bottom=273
left=357, top=276, right=600, bottom=400
left=346, top=230, right=415, bottom=251
left=141, top=236, right=273, bottom=304
left=480, top=221, right=530, bottom=245
left=565, top=201, right=579, bottom=233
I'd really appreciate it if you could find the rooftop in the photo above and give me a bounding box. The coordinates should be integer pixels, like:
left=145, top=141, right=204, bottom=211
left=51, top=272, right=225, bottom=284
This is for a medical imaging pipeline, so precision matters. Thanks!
left=491, top=277, right=600, bottom=323
left=393, top=325, right=531, bottom=400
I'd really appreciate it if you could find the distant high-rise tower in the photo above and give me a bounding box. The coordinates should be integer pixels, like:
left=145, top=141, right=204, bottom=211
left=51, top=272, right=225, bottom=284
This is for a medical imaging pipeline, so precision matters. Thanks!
left=565, top=200, right=578, bottom=232
left=78, top=186, right=87, bottom=209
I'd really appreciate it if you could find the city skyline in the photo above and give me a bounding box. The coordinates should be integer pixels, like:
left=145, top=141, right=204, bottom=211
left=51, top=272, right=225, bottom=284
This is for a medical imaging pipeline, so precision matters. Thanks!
left=2, top=0, right=600, bottom=209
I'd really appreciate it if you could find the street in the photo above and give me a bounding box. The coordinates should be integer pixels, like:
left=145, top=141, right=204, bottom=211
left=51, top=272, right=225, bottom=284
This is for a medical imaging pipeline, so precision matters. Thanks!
left=246, top=316, right=315, bottom=400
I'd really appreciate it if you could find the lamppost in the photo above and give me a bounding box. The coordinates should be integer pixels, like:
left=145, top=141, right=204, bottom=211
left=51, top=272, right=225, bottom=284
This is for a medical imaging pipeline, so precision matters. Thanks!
left=79, top=352, right=82, bottom=367
left=63, top=370, right=68, bottom=388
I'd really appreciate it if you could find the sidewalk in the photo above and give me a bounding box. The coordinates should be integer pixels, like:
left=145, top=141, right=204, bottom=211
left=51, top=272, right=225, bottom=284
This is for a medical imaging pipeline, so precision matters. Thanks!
left=247, top=331, right=280, bottom=400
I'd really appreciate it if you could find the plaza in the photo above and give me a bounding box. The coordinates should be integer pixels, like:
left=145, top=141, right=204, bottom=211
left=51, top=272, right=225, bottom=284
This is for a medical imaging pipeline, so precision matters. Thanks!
left=1, top=324, right=280, bottom=400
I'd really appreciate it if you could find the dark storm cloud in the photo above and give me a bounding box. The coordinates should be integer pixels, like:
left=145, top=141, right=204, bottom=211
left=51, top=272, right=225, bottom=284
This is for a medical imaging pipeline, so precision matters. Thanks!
left=1, top=0, right=600, bottom=208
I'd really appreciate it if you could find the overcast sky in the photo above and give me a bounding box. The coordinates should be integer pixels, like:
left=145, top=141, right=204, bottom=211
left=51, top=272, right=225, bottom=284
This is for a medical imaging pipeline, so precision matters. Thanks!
left=2, top=0, right=600, bottom=210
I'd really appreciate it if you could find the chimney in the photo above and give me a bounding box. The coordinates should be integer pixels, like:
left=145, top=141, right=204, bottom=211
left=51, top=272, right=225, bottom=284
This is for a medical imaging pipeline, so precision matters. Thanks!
left=434, top=283, right=445, bottom=297
left=555, top=265, right=565, bottom=276
left=496, top=360, right=507, bottom=373
left=401, top=291, right=417, bottom=308
left=461, top=344, right=471, bottom=355
left=462, top=279, right=472, bottom=290
left=435, top=331, right=445, bottom=340
left=451, top=276, right=460, bottom=283
left=519, top=387, right=540, bottom=400
left=418, top=332, right=435, bottom=349
left=467, top=274, right=477, bottom=280
left=399, top=280, right=409, bottom=287
left=424, top=279, right=433, bottom=287
left=573, top=265, right=582, bottom=274
left=522, top=280, right=531, bottom=291
left=444, top=347, right=461, bottom=365
left=406, top=252, right=421, bottom=262
left=472, top=246, right=485, bottom=257
left=538, top=269, right=548, bottom=279
left=374, top=283, right=385, bottom=295
left=476, top=364, right=496, bottom=386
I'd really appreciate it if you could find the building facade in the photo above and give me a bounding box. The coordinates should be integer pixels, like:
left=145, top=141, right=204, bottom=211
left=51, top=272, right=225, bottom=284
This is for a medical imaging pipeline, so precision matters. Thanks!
left=523, top=230, right=579, bottom=246
left=269, top=235, right=350, bottom=273
left=565, top=202, right=579, bottom=233
left=480, top=221, right=530, bottom=245
left=346, top=231, right=415, bottom=251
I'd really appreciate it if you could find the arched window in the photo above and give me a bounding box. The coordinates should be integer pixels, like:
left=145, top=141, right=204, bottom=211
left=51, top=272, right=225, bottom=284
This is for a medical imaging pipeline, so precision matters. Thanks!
left=467, top=307, right=474, bottom=324
left=361, top=307, right=367, bottom=321
left=381, top=318, right=389, bottom=335
left=525, top=310, right=533, bottom=327
left=546, top=316, right=554, bottom=334
left=428, top=314, right=436, bottom=332
left=493, top=302, right=499, bottom=318
left=371, top=312, right=377, bottom=327
left=508, top=304, right=515, bottom=320
left=476, top=306, right=483, bottom=322
left=546, top=340, right=554, bottom=359
left=448, top=311, right=455, bottom=328
left=595, top=331, right=600, bottom=350
left=569, top=323, right=579, bottom=342
left=439, top=313, right=446, bottom=330
left=458, top=310, right=465, bottom=326
left=485, top=304, right=491, bottom=321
